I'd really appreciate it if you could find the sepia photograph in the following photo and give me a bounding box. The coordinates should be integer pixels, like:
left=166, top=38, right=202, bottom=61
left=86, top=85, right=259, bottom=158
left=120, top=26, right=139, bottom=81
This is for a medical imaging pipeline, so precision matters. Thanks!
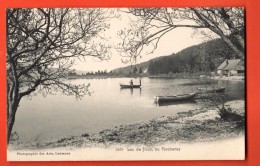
left=6, top=7, right=245, bottom=161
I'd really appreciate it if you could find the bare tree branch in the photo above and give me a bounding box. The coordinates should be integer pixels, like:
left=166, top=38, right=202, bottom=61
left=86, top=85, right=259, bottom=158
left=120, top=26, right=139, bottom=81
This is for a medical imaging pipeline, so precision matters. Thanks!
left=6, top=8, right=114, bottom=143
left=117, top=8, right=245, bottom=62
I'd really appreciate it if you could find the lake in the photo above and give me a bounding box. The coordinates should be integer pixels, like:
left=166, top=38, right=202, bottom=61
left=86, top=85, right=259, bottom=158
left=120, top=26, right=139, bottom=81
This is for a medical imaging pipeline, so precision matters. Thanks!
left=13, top=77, right=245, bottom=142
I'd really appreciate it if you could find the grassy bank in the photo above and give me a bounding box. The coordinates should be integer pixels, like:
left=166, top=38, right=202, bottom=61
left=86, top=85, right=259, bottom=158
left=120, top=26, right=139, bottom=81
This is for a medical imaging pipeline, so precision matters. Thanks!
left=9, top=100, right=245, bottom=150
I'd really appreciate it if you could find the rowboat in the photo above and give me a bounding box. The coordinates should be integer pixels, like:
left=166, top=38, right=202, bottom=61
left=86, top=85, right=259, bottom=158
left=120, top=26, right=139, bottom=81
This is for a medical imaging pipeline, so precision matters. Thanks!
left=120, top=79, right=142, bottom=89
left=154, top=93, right=197, bottom=103
left=197, top=87, right=225, bottom=93
left=156, top=99, right=197, bottom=106
left=120, top=84, right=141, bottom=88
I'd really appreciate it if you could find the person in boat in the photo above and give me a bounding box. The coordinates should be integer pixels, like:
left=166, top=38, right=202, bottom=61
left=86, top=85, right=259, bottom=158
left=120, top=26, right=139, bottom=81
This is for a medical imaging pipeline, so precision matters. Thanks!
left=129, top=79, right=133, bottom=86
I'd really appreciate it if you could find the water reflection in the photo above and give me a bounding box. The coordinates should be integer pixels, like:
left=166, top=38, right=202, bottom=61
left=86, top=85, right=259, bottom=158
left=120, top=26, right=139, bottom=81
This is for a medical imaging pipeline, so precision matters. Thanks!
left=120, top=87, right=142, bottom=96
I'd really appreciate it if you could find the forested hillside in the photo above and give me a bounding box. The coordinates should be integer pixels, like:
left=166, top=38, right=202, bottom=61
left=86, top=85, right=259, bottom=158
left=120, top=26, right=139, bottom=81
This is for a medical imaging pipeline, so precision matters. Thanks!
left=112, top=56, right=167, bottom=75
left=112, top=38, right=239, bottom=75
left=148, top=38, right=238, bottom=75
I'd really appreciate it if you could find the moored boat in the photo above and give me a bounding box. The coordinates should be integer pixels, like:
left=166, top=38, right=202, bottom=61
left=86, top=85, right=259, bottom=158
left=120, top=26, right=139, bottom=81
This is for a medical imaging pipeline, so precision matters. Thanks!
left=154, top=93, right=197, bottom=103
left=197, top=87, right=225, bottom=93
left=156, top=99, right=197, bottom=106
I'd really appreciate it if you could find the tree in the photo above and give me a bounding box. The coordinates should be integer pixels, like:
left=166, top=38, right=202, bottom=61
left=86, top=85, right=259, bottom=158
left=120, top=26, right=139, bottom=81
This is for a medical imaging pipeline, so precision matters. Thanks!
left=117, top=8, right=244, bottom=60
left=133, top=66, right=138, bottom=74
left=6, top=8, right=113, bottom=143
left=139, top=67, right=143, bottom=74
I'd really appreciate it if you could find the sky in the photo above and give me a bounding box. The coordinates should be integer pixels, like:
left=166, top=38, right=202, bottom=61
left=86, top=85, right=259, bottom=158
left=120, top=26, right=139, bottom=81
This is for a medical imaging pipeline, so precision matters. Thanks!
left=71, top=9, right=211, bottom=72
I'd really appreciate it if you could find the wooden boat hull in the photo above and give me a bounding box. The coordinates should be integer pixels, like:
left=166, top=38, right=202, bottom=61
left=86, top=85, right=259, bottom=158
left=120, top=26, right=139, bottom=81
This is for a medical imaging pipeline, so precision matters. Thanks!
left=120, top=84, right=141, bottom=88
left=156, top=99, right=197, bottom=106
left=154, top=93, right=197, bottom=103
left=197, top=87, right=225, bottom=93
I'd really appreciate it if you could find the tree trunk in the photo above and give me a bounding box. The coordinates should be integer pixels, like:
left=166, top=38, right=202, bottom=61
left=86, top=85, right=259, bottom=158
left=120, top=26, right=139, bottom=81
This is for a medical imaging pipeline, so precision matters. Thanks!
left=7, top=109, right=16, bottom=144
left=7, top=87, right=20, bottom=144
left=207, top=27, right=245, bottom=59
left=192, top=9, right=245, bottom=59
left=220, top=34, right=245, bottom=60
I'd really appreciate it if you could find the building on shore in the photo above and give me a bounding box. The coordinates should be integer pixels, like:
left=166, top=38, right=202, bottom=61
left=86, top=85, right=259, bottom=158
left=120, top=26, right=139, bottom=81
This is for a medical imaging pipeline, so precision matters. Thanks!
left=217, top=59, right=244, bottom=76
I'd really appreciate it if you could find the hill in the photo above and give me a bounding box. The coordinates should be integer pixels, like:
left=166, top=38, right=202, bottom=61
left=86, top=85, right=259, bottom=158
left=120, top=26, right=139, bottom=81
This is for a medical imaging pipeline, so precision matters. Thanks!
left=111, top=56, right=171, bottom=75
left=112, top=37, right=240, bottom=75
left=147, top=38, right=239, bottom=75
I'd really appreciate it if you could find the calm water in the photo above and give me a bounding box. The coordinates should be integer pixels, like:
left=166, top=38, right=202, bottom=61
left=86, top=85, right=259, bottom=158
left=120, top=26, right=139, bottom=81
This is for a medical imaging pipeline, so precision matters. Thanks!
left=13, top=77, right=245, bottom=142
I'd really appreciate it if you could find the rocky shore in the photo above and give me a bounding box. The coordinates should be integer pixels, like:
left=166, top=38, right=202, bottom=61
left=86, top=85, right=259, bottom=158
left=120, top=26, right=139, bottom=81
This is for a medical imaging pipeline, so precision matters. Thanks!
left=10, top=100, right=245, bottom=150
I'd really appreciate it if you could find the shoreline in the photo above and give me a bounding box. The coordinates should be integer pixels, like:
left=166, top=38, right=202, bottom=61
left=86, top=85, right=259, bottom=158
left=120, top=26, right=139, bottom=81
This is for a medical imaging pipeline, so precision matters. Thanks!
left=66, top=74, right=245, bottom=81
left=211, top=75, right=245, bottom=81
left=9, top=100, right=245, bottom=150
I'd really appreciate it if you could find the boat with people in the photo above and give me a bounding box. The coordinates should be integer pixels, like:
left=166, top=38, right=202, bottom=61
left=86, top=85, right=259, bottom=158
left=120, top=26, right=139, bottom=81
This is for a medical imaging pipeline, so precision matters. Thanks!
left=120, top=84, right=141, bottom=88
left=197, top=87, right=225, bottom=93
left=120, top=79, right=142, bottom=89
left=154, top=92, right=197, bottom=103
